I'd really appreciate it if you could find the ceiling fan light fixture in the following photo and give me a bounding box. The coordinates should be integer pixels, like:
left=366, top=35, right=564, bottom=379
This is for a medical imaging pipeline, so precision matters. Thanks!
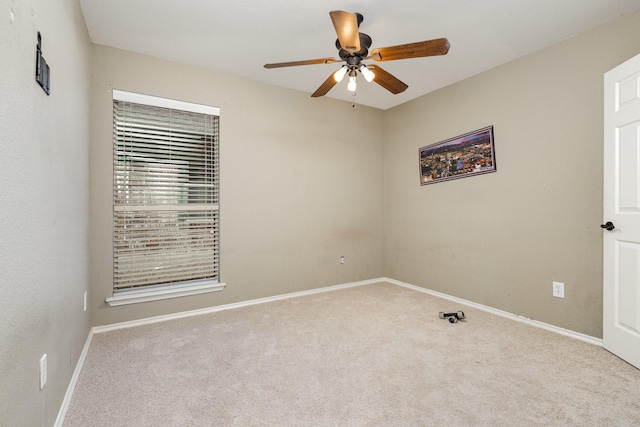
left=347, top=75, right=357, bottom=92
left=333, top=65, right=348, bottom=82
left=359, top=64, right=375, bottom=82
left=263, top=11, right=450, bottom=99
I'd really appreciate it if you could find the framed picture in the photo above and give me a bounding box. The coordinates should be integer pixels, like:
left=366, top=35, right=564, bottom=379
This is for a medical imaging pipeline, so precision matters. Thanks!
left=419, top=126, right=496, bottom=185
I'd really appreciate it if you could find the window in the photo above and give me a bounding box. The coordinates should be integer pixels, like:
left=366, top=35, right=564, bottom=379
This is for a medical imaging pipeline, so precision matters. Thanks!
left=106, top=90, right=223, bottom=306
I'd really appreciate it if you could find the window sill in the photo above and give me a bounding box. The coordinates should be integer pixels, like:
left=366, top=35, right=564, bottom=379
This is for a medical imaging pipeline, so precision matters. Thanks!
left=106, top=281, right=225, bottom=307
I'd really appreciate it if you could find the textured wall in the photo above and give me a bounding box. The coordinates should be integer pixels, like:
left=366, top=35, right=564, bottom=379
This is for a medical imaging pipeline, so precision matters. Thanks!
left=0, top=0, right=91, bottom=425
left=89, top=46, right=385, bottom=326
left=383, top=12, right=640, bottom=338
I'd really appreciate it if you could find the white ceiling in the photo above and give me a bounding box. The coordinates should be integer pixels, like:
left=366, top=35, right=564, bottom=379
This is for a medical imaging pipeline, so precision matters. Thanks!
left=79, top=0, right=640, bottom=110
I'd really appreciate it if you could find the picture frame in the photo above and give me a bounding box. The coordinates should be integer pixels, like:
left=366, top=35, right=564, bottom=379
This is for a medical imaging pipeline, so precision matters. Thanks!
left=419, top=126, right=496, bottom=185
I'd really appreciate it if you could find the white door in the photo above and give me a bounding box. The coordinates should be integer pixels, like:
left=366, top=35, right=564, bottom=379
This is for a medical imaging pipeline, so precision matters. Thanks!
left=603, top=53, right=640, bottom=369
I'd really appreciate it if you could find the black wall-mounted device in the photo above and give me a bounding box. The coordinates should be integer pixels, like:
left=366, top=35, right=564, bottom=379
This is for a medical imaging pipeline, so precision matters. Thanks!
left=35, top=32, right=50, bottom=95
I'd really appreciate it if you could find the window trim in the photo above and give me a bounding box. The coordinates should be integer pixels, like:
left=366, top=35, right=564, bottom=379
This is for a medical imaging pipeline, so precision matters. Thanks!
left=106, top=279, right=225, bottom=307
left=112, top=89, right=220, bottom=116
left=108, top=89, right=224, bottom=306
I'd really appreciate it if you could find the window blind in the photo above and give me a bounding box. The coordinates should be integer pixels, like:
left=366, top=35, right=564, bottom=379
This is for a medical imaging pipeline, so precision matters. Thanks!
left=113, top=93, right=220, bottom=293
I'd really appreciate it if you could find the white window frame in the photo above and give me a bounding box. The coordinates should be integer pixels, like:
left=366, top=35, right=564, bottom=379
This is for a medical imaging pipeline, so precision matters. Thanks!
left=106, top=90, right=224, bottom=306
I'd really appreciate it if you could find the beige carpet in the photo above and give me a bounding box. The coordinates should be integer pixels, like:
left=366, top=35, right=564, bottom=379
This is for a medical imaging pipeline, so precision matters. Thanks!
left=64, top=282, right=640, bottom=426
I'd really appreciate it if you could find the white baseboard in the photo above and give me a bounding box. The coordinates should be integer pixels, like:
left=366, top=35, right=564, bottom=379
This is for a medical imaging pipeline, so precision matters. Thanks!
left=384, top=277, right=602, bottom=346
left=92, top=277, right=383, bottom=334
left=54, top=329, right=95, bottom=427
left=93, top=276, right=602, bottom=345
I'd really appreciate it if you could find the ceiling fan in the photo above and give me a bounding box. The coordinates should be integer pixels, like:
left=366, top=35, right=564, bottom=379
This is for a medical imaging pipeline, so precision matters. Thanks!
left=264, top=10, right=450, bottom=98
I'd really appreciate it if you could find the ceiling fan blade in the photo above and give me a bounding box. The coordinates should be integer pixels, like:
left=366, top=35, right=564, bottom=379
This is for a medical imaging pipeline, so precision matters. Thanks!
left=329, top=10, right=360, bottom=53
left=311, top=73, right=339, bottom=97
left=370, top=38, right=450, bottom=62
left=368, top=65, right=408, bottom=94
left=264, top=58, right=337, bottom=69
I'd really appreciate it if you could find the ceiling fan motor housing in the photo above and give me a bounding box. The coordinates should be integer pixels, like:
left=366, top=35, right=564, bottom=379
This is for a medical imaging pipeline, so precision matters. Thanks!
left=336, top=33, right=372, bottom=59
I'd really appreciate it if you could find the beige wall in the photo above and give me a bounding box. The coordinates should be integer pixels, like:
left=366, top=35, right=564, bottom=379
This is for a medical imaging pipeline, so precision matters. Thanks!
left=384, top=12, right=640, bottom=338
left=90, top=46, right=385, bottom=326
left=90, top=11, right=640, bottom=335
left=0, top=0, right=91, bottom=425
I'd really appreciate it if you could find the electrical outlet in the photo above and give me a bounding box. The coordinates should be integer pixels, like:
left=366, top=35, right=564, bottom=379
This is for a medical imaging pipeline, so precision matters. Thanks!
left=39, top=354, right=47, bottom=390
left=552, top=281, right=565, bottom=298
left=84, top=291, right=87, bottom=312
left=340, top=256, right=345, bottom=265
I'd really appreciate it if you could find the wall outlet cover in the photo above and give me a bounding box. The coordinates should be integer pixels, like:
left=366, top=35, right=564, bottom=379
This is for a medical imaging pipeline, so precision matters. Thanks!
left=39, top=354, right=47, bottom=390
left=553, top=281, right=565, bottom=298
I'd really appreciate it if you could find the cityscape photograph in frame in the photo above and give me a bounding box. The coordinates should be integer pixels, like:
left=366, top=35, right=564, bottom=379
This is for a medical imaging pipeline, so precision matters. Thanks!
left=419, top=126, right=496, bottom=185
